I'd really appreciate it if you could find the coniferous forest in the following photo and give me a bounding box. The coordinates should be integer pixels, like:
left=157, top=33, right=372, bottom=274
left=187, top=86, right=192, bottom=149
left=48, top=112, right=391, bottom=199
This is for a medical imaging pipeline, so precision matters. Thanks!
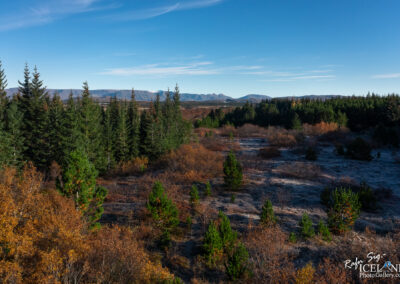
left=0, top=62, right=191, bottom=173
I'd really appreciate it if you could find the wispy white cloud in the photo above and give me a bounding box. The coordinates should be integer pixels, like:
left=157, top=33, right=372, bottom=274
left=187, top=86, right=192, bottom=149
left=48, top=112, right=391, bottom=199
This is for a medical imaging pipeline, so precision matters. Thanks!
left=372, top=73, right=400, bottom=79
left=100, top=60, right=335, bottom=81
left=0, top=0, right=116, bottom=31
left=104, top=0, right=224, bottom=21
left=101, top=62, right=219, bottom=76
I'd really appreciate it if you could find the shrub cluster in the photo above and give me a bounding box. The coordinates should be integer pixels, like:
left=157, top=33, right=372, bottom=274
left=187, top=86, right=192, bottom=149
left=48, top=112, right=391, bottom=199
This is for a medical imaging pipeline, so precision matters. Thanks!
left=324, top=188, right=361, bottom=234
left=346, top=137, right=372, bottom=161
left=223, top=151, right=243, bottom=191
left=203, top=212, right=249, bottom=280
left=260, top=199, right=277, bottom=226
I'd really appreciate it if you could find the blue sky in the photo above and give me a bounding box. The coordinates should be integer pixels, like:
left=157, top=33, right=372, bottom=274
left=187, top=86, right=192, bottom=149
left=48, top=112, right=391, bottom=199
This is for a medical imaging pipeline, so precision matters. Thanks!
left=1, top=0, right=400, bottom=98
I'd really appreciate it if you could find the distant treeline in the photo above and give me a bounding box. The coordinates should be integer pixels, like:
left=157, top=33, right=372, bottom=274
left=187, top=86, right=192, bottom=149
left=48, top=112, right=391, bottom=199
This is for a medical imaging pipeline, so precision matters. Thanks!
left=0, top=63, right=191, bottom=173
left=195, top=95, right=400, bottom=131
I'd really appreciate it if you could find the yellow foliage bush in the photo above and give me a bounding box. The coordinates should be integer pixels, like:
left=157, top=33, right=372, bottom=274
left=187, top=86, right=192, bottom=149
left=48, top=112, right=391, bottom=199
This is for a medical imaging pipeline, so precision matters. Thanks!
left=295, top=262, right=315, bottom=284
left=163, top=143, right=223, bottom=183
left=0, top=165, right=174, bottom=283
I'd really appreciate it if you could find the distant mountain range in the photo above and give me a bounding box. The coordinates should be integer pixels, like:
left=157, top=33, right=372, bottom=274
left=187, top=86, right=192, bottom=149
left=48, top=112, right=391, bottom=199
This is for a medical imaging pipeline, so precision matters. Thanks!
left=5, top=88, right=340, bottom=102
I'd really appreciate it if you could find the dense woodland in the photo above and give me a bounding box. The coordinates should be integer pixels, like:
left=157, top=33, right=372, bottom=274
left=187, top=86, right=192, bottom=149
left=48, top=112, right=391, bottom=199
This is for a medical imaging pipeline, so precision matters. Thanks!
left=196, top=95, right=400, bottom=136
left=0, top=62, right=191, bottom=173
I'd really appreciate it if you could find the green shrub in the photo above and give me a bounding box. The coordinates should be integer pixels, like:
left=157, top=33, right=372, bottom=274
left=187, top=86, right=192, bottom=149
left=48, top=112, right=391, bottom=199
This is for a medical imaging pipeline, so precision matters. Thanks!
left=57, top=149, right=107, bottom=230
left=230, top=194, right=236, bottom=203
left=260, top=199, right=277, bottom=226
left=203, top=221, right=223, bottom=266
left=346, top=137, right=372, bottom=161
left=159, top=229, right=172, bottom=250
left=327, top=188, right=361, bottom=234
left=289, top=232, right=297, bottom=243
left=205, top=181, right=212, bottom=197
left=223, top=151, right=243, bottom=191
left=147, top=181, right=179, bottom=230
left=225, top=242, right=249, bottom=281
left=218, top=211, right=237, bottom=253
left=299, top=213, right=315, bottom=239
left=190, top=184, right=199, bottom=206
left=305, top=147, right=318, bottom=161
left=322, top=183, right=377, bottom=212
left=317, top=220, right=332, bottom=242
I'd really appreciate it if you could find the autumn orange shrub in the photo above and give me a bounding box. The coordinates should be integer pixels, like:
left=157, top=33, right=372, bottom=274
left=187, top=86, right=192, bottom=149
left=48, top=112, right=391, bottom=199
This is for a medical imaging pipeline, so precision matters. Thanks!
left=0, top=164, right=88, bottom=283
left=86, top=226, right=173, bottom=283
left=0, top=165, right=176, bottom=283
left=243, top=226, right=295, bottom=283
left=110, top=156, right=149, bottom=176
left=265, top=126, right=297, bottom=147
left=163, top=143, right=223, bottom=183
left=303, top=122, right=340, bottom=136
left=201, top=136, right=230, bottom=151
left=217, top=125, right=237, bottom=137
left=236, top=123, right=269, bottom=138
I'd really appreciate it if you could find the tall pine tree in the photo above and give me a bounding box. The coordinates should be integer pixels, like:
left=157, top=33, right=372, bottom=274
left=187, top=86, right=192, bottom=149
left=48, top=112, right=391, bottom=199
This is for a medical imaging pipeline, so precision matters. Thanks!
left=102, top=103, right=115, bottom=170
left=127, top=89, right=140, bottom=159
left=5, top=98, right=25, bottom=167
left=114, top=100, right=129, bottom=162
left=78, top=82, right=106, bottom=172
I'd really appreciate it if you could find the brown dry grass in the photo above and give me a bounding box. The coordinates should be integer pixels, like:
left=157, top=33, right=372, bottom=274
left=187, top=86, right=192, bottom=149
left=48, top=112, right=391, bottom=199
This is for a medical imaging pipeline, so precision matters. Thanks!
left=163, top=143, right=223, bottom=184
left=236, top=124, right=268, bottom=138
left=243, top=226, right=295, bottom=283
left=266, top=127, right=298, bottom=147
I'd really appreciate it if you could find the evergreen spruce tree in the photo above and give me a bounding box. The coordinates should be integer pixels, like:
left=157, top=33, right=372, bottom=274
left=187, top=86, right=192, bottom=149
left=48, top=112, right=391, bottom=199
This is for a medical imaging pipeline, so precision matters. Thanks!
left=0, top=60, right=12, bottom=167
left=18, top=65, right=50, bottom=170
left=48, top=93, right=65, bottom=165
left=102, top=103, right=115, bottom=170
left=127, top=89, right=140, bottom=159
left=139, top=110, right=158, bottom=159
left=218, top=211, right=237, bottom=253
left=0, top=60, right=8, bottom=123
left=152, top=95, right=165, bottom=156
left=147, top=181, right=179, bottom=230
left=57, top=149, right=107, bottom=229
left=223, top=151, right=243, bottom=191
left=291, top=113, right=302, bottom=130
left=260, top=199, right=277, bottom=226
left=5, top=99, right=25, bottom=167
left=62, top=93, right=82, bottom=164
left=78, top=82, right=106, bottom=172
left=203, top=221, right=223, bottom=267
left=162, top=89, right=174, bottom=149
left=114, top=100, right=129, bottom=162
